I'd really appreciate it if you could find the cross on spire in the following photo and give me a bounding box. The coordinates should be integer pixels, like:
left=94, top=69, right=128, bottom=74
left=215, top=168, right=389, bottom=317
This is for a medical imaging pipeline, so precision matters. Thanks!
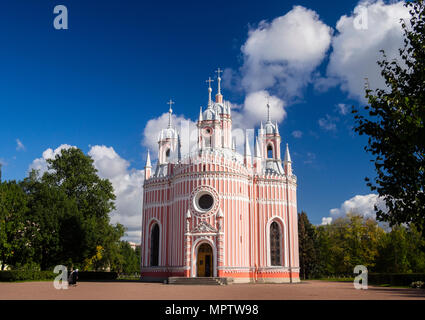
left=167, top=99, right=174, bottom=128
left=266, top=98, right=271, bottom=123
left=215, top=68, right=223, bottom=78
left=167, top=99, right=175, bottom=112
left=215, top=68, right=223, bottom=95
left=206, top=77, right=214, bottom=106
left=206, top=77, right=214, bottom=88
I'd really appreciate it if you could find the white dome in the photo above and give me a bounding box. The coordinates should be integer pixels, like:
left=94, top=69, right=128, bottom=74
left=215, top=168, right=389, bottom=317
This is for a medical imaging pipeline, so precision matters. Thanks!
left=158, top=127, right=178, bottom=141
left=264, top=122, right=277, bottom=135
left=203, top=107, right=218, bottom=120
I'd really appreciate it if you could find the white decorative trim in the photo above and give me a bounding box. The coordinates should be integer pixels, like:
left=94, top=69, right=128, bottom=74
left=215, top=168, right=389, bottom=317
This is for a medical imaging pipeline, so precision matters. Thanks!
left=190, top=185, right=220, bottom=218
left=191, top=220, right=218, bottom=234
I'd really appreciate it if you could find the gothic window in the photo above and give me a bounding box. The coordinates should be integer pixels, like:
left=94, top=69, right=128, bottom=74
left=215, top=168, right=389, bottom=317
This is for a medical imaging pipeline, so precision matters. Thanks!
left=270, top=221, right=281, bottom=266
left=267, top=144, right=273, bottom=159
left=165, top=149, right=170, bottom=162
left=150, top=224, right=160, bottom=266
left=206, top=136, right=211, bottom=148
left=203, top=127, right=212, bottom=148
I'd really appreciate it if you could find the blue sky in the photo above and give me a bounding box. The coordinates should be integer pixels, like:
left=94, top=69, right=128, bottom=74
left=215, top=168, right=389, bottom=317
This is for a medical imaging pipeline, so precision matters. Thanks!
left=0, top=0, right=409, bottom=240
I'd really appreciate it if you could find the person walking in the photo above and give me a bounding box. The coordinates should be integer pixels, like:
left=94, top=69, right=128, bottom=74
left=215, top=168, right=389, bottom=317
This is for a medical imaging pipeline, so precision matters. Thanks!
left=72, top=269, right=78, bottom=286
left=68, top=268, right=75, bottom=286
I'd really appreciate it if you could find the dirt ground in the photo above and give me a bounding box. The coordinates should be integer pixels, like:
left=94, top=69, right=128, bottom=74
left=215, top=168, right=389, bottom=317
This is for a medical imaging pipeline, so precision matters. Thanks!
left=0, top=280, right=424, bottom=300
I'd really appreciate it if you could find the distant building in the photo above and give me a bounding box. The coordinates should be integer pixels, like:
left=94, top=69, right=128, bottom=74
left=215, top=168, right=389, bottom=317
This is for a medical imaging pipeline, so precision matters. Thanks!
left=128, top=242, right=141, bottom=251
left=140, top=70, right=299, bottom=283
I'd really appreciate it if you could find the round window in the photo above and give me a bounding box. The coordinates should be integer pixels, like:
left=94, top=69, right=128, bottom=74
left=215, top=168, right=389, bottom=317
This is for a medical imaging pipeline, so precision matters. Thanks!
left=198, top=194, right=214, bottom=210
left=204, top=127, right=212, bottom=136
left=193, top=191, right=215, bottom=213
left=190, top=186, right=219, bottom=217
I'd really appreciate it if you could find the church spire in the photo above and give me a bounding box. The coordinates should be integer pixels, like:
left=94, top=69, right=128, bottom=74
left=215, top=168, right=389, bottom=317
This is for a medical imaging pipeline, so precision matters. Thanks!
left=146, top=150, right=152, bottom=167
left=206, top=77, right=214, bottom=107
left=255, top=136, right=261, bottom=157
left=144, top=150, right=152, bottom=180
left=284, top=143, right=292, bottom=176
left=199, top=106, right=203, bottom=122
left=244, top=130, right=252, bottom=169
left=284, top=143, right=292, bottom=163
left=167, top=99, right=175, bottom=128
left=215, top=68, right=223, bottom=103
left=244, top=131, right=251, bottom=157
left=266, top=100, right=271, bottom=123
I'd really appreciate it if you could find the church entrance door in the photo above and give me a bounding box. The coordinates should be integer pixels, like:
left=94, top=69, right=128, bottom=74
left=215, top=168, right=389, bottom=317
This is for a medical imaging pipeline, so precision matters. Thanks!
left=197, top=243, right=213, bottom=277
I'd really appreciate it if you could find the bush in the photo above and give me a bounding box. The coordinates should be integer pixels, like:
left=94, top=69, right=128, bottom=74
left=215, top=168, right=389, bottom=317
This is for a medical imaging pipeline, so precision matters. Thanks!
left=410, top=281, right=425, bottom=289
left=368, top=273, right=425, bottom=286
left=0, top=270, right=56, bottom=282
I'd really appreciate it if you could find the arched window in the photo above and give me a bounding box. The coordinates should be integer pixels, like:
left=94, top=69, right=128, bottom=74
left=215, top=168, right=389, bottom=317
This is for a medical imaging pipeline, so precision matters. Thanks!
left=150, top=224, right=160, bottom=266
left=270, top=221, right=281, bottom=266
left=267, top=144, right=273, bottom=159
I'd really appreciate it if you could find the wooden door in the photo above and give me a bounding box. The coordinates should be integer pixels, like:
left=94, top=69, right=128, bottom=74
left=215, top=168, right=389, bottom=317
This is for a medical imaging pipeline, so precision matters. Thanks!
left=197, top=243, right=213, bottom=277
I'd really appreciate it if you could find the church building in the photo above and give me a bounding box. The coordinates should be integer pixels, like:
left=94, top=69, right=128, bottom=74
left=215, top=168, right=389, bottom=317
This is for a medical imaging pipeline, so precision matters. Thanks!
left=140, top=69, right=299, bottom=283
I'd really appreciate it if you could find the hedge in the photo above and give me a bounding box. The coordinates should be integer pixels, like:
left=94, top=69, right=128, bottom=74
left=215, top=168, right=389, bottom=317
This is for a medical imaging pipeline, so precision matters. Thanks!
left=77, top=271, right=118, bottom=281
left=0, top=270, right=118, bottom=282
left=368, top=273, right=425, bottom=286
left=0, top=270, right=56, bottom=282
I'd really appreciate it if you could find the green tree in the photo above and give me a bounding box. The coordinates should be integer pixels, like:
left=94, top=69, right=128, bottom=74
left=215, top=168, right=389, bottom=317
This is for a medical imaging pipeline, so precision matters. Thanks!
left=39, top=147, right=118, bottom=268
left=20, top=170, right=79, bottom=270
left=0, top=181, right=33, bottom=270
left=352, top=0, right=425, bottom=233
left=98, top=223, right=125, bottom=271
left=298, top=211, right=318, bottom=279
left=374, top=224, right=425, bottom=273
left=118, top=241, right=140, bottom=274
left=315, top=214, right=385, bottom=276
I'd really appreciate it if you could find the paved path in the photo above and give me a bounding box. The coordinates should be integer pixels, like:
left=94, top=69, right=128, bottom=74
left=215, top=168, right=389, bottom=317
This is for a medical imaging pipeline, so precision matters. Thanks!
left=1, top=280, right=424, bottom=300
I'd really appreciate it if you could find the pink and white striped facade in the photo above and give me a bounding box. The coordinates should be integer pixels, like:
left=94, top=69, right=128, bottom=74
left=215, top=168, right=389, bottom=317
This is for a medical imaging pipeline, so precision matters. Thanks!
left=140, top=78, right=299, bottom=283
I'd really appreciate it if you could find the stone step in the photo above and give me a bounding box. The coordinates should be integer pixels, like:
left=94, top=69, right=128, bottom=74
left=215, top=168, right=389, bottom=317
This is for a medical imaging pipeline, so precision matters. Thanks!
left=167, top=277, right=233, bottom=285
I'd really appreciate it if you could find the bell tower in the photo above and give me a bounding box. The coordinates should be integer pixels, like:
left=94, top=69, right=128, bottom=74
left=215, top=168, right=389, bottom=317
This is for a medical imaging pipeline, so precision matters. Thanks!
left=258, top=102, right=281, bottom=161
left=158, top=99, right=179, bottom=164
left=197, top=69, right=232, bottom=151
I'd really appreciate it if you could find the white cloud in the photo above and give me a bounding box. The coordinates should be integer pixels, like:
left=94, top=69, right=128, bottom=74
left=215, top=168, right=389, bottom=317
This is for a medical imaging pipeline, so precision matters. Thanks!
left=336, top=103, right=349, bottom=115
left=88, top=145, right=144, bottom=244
left=292, top=130, right=303, bottom=138
left=231, top=90, right=286, bottom=130
left=304, top=152, right=316, bottom=164
left=321, top=217, right=333, bottom=225
left=326, top=0, right=411, bottom=101
left=330, top=193, right=387, bottom=219
left=142, top=112, right=198, bottom=159
left=29, top=144, right=76, bottom=175
left=0, top=158, right=6, bottom=169
left=16, top=139, right=25, bottom=151
left=240, top=5, right=333, bottom=100
left=318, top=114, right=339, bottom=131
